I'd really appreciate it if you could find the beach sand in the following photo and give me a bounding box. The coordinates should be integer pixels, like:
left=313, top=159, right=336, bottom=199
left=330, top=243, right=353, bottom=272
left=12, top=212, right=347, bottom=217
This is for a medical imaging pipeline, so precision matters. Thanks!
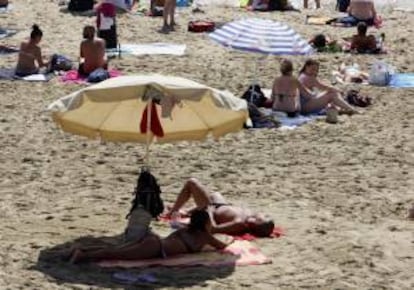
left=1, top=1, right=413, bottom=289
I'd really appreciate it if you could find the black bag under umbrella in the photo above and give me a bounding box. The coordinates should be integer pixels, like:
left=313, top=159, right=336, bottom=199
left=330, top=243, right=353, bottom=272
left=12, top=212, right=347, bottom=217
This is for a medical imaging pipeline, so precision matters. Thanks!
left=126, top=168, right=164, bottom=219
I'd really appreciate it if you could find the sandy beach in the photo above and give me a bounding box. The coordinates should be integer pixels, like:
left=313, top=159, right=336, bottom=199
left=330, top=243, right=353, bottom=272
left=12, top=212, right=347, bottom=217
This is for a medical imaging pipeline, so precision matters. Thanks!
left=1, top=0, right=413, bottom=289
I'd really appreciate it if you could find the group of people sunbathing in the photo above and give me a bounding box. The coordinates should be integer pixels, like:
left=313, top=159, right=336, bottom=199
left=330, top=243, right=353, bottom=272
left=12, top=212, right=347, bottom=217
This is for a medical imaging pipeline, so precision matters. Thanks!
left=270, top=58, right=359, bottom=118
left=15, top=24, right=107, bottom=77
left=69, top=177, right=275, bottom=263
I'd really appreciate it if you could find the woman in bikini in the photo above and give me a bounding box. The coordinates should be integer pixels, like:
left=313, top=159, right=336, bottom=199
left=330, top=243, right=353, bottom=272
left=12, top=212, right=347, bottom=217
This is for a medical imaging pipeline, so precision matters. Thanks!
left=271, top=59, right=314, bottom=117
left=298, top=59, right=359, bottom=115
left=70, top=210, right=231, bottom=263
left=15, top=25, right=49, bottom=77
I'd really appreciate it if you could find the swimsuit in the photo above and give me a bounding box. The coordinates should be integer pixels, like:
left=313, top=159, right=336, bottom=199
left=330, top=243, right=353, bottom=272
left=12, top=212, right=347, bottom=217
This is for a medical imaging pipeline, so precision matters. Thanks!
left=210, top=202, right=231, bottom=209
left=176, top=230, right=202, bottom=253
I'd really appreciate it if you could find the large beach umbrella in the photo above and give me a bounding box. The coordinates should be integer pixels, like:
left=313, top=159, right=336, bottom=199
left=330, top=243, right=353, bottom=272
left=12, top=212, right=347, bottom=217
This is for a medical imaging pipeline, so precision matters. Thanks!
left=47, top=74, right=248, bottom=166
left=209, top=18, right=314, bottom=55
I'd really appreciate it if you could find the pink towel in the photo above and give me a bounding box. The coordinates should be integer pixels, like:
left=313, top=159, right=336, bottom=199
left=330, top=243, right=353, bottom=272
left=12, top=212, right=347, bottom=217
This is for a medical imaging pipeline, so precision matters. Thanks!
left=98, top=240, right=271, bottom=268
left=59, top=69, right=122, bottom=84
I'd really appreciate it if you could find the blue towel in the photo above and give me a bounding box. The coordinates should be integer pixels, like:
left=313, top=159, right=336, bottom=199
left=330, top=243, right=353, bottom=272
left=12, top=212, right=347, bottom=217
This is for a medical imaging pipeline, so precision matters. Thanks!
left=389, top=74, right=414, bottom=88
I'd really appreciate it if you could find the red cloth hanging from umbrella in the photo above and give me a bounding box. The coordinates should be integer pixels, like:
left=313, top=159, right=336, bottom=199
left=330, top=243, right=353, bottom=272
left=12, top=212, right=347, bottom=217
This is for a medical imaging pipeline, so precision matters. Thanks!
left=140, top=102, right=164, bottom=137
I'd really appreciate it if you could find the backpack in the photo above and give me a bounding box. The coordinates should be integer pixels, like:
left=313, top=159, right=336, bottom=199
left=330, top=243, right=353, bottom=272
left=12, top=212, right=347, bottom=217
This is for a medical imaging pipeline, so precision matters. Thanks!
left=336, top=0, right=350, bottom=12
left=345, top=90, right=372, bottom=107
left=50, top=54, right=73, bottom=72
left=87, top=68, right=110, bottom=83
left=126, top=169, right=164, bottom=219
left=68, top=0, right=94, bottom=12
left=241, top=84, right=268, bottom=107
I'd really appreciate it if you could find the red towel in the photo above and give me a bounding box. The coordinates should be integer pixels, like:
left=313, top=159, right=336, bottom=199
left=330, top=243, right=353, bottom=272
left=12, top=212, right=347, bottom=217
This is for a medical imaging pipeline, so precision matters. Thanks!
left=140, top=102, right=164, bottom=137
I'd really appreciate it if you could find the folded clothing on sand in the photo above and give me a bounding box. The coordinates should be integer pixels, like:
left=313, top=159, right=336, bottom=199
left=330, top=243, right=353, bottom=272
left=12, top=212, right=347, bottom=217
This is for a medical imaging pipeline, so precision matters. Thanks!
left=60, top=69, right=122, bottom=84
left=98, top=240, right=271, bottom=268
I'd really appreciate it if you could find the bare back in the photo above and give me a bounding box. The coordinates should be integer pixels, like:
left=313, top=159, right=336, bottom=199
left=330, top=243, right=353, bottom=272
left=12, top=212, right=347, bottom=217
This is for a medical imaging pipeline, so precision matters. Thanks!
left=16, top=41, right=41, bottom=74
left=271, top=75, right=300, bottom=112
left=348, top=0, right=375, bottom=20
left=80, top=37, right=106, bottom=74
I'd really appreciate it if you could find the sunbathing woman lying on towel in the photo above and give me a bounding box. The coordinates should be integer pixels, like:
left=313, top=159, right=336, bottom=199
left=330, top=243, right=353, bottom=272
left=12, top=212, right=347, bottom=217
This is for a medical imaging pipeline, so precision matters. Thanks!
left=69, top=210, right=231, bottom=263
left=166, top=178, right=275, bottom=237
left=332, top=62, right=369, bottom=84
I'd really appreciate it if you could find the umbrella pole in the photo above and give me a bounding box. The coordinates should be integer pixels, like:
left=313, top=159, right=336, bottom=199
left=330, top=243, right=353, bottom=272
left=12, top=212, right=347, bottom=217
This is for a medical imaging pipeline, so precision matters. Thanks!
left=144, top=97, right=152, bottom=168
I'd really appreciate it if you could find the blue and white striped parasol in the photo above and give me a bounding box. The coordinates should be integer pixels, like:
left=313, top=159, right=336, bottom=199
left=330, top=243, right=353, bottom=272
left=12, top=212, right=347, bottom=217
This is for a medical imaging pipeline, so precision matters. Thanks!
left=209, top=18, right=314, bottom=55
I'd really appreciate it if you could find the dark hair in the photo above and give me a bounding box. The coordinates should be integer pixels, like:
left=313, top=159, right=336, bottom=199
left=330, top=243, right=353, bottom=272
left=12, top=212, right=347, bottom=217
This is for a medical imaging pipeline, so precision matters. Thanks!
left=357, top=22, right=368, bottom=36
left=126, top=169, right=164, bottom=219
left=250, top=220, right=275, bottom=237
left=188, top=210, right=210, bottom=232
left=83, top=25, right=95, bottom=40
left=312, top=34, right=327, bottom=49
left=299, top=59, right=319, bottom=75
left=30, top=24, right=43, bottom=39
left=280, top=59, right=293, bottom=76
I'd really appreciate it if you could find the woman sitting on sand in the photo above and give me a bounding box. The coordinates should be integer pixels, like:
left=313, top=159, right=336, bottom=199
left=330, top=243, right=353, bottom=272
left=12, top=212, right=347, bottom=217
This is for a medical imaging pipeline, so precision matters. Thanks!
left=15, top=25, right=50, bottom=77
left=271, top=59, right=314, bottom=117
left=298, top=59, right=359, bottom=114
left=70, top=209, right=232, bottom=263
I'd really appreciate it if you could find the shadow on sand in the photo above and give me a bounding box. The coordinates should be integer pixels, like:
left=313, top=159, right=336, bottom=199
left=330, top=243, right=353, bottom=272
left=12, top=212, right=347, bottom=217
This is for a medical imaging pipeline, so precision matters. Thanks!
left=34, top=235, right=235, bottom=289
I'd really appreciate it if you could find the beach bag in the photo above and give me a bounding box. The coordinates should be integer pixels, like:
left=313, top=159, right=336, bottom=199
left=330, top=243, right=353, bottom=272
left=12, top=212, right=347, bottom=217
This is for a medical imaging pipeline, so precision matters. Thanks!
left=126, top=169, right=164, bottom=219
left=336, top=0, right=350, bottom=12
left=50, top=54, right=73, bottom=72
left=68, top=0, right=94, bottom=12
left=241, top=84, right=268, bottom=107
left=268, top=0, right=288, bottom=11
left=87, top=68, right=110, bottom=83
left=188, top=21, right=215, bottom=33
left=345, top=90, right=372, bottom=107
left=369, top=61, right=394, bottom=86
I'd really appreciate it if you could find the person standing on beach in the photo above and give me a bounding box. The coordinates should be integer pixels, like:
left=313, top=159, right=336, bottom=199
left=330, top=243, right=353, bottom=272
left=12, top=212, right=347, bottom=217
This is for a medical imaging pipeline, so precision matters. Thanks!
left=304, top=0, right=320, bottom=9
left=161, top=0, right=177, bottom=33
left=78, top=25, right=107, bottom=76
left=95, top=0, right=117, bottom=49
left=15, top=25, right=49, bottom=77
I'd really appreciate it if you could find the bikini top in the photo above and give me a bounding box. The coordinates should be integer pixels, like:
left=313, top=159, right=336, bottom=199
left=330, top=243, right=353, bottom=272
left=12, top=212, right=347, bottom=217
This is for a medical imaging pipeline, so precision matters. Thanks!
left=176, top=230, right=203, bottom=254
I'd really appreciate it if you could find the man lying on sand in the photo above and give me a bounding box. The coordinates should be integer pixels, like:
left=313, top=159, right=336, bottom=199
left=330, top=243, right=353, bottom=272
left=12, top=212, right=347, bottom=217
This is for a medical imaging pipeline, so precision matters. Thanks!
left=166, top=178, right=275, bottom=237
